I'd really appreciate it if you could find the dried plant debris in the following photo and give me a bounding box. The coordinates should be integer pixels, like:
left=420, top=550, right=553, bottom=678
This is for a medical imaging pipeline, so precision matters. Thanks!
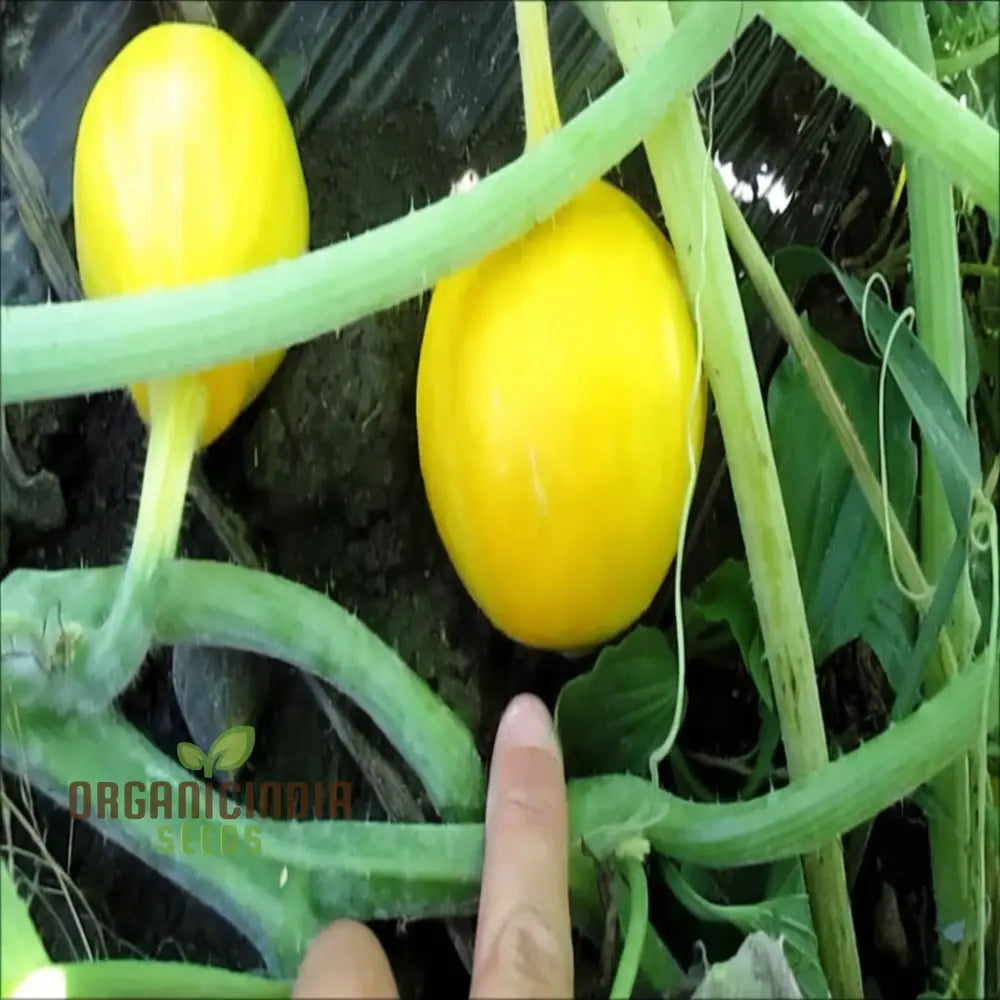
left=680, top=932, right=805, bottom=1000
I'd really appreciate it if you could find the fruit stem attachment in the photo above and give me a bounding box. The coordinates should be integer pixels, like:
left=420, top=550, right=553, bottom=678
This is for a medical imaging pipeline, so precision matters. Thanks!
left=127, top=378, right=206, bottom=582
left=515, top=0, right=562, bottom=147
left=82, top=377, right=206, bottom=706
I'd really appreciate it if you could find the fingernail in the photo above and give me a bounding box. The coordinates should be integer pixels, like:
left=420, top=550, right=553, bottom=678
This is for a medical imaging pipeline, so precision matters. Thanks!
left=495, top=693, right=560, bottom=757
left=486, top=694, right=562, bottom=826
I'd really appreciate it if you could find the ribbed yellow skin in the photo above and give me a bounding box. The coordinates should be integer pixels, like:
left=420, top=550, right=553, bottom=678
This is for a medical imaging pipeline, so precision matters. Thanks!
left=416, top=178, right=707, bottom=651
left=73, top=22, right=309, bottom=448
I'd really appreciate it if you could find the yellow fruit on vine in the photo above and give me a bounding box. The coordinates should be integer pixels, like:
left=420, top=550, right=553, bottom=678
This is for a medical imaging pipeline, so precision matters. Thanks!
left=72, top=22, right=309, bottom=448
left=416, top=178, right=706, bottom=651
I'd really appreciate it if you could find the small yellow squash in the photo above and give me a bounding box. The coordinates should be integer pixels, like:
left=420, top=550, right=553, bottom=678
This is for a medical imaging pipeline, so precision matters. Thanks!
left=416, top=177, right=706, bottom=651
left=73, top=22, right=309, bottom=447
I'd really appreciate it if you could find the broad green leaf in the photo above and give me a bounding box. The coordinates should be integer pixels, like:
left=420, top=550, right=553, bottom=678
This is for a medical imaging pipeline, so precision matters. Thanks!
left=663, top=858, right=830, bottom=999
left=686, top=558, right=771, bottom=710
left=861, top=576, right=919, bottom=696
left=684, top=560, right=780, bottom=797
left=207, top=725, right=256, bottom=775
left=638, top=924, right=687, bottom=996
left=555, top=627, right=679, bottom=780
left=752, top=245, right=982, bottom=705
left=767, top=322, right=918, bottom=664
left=762, top=246, right=980, bottom=534
left=892, top=530, right=971, bottom=719
left=1, top=861, right=50, bottom=995
left=743, top=708, right=781, bottom=798
left=834, top=267, right=980, bottom=530
left=176, top=741, right=206, bottom=771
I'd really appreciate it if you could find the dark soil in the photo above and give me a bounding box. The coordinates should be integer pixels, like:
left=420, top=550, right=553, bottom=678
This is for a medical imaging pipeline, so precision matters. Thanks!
left=1, top=25, right=936, bottom=1000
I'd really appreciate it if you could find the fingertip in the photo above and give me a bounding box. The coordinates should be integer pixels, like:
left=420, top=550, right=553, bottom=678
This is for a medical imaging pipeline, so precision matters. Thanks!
left=293, top=919, right=399, bottom=999
left=493, top=692, right=561, bottom=759
left=486, top=693, right=563, bottom=826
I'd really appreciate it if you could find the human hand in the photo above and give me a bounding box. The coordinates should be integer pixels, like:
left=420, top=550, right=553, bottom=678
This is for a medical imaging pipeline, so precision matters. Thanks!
left=293, top=693, right=573, bottom=998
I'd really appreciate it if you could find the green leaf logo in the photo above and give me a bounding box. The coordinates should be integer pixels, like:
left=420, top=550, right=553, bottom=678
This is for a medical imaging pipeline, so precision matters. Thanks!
left=206, top=725, right=255, bottom=777
left=177, top=742, right=206, bottom=771
left=175, top=726, right=255, bottom=778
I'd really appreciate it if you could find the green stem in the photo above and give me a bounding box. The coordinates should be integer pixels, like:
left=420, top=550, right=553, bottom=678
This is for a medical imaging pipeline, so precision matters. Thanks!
left=14, top=962, right=290, bottom=999
left=571, top=653, right=996, bottom=869
left=2, top=382, right=208, bottom=716
left=961, top=262, right=1000, bottom=279
left=603, top=2, right=861, bottom=994
left=716, top=180, right=918, bottom=588
left=515, top=0, right=562, bottom=146
left=0, top=1, right=755, bottom=405
left=711, top=176, right=966, bottom=684
left=1, top=560, right=485, bottom=821
left=758, top=0, right=999, bottom=217
left=1, top=861, right=50, bottom=995
left=127, top=381, right=206, bottom=579
left=936, top=34, right=1000, bottom=79
left=79, top=378, right=207, bottom=713
left=570, top=855, right=685, bottom=995
left=1, top=630, right=993, bottom=927
left=876, top=6, right=982, bottom=994
left=610, top=854, right=649, bottom=1000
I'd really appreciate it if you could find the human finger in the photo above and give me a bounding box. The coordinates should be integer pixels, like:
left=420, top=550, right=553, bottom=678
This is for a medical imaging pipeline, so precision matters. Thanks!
left=470, top=693, right=573, bottom=998
left=292, top=918, right=400, bottom=998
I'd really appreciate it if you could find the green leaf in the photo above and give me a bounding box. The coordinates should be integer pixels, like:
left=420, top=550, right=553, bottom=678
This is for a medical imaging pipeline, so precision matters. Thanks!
left=555, top=627, right=679, bottom=780
left=684, top=560, right=781, bottom=796
left=833, top=267, right=980, bottom=531
left=762, top=246, right=980, bottom=535
left=891, top=530, right=972, bottom=719
left=663, top=858, right=830, bottom=999
left=861, top=577, right=919, bottom=696
left=743, top=709, right=782, bottom=798
left=686, top=558, right=770, bottom=710
left=1, top=861, right=50, bottom=995
left=750, top=246, right=983, bottom=704
left=633, top=918, right=687, bottom=996
left=176, top=741, right=206, bottom=771
left=767, top=320, right=918, bottom=664
left=207, top=725, right=256, bottom=775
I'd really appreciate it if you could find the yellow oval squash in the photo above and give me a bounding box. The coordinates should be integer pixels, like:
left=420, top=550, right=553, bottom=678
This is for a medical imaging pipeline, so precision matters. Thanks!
left=73, top=22, right=309, bottom=448
left=416, top=178, right=707, bottom=651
